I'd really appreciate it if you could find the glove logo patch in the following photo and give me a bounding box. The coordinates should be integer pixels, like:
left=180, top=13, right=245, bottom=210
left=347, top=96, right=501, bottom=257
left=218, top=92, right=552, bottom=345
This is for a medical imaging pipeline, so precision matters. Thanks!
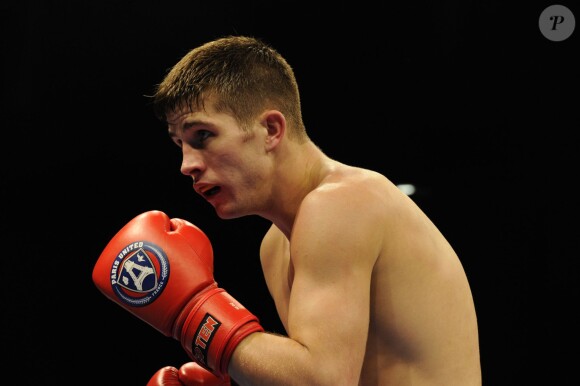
left=109, top=241, right=170, bottom=307
left=193, top=313, right=221, bottom=368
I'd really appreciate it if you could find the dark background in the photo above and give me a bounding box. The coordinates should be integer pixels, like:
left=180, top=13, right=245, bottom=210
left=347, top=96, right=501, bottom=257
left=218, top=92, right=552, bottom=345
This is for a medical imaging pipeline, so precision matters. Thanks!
left=2, top=1, right=577, bottom=384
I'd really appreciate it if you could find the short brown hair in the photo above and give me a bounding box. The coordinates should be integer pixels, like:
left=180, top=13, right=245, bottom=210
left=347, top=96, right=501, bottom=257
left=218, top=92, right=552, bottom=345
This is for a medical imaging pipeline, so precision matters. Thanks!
left=152, top=35, right=307, bottom=141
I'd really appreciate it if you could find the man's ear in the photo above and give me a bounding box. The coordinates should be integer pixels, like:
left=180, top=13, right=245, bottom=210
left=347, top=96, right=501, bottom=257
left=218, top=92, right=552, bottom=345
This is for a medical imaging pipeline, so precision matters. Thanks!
left=260, top=110, right=286, bottom=151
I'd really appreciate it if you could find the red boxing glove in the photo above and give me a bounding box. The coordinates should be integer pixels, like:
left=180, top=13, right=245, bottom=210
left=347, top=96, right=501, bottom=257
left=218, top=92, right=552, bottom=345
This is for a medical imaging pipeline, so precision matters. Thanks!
left=92, top=210, right=263, bottom=376
left=147, top=362, right=231, bottom=386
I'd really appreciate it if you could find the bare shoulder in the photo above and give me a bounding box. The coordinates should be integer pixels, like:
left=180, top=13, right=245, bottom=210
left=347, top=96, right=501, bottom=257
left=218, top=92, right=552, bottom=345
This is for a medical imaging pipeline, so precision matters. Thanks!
left=299, top=164, right=408, bottom=226
left=291, top=164, right=413, bottom=262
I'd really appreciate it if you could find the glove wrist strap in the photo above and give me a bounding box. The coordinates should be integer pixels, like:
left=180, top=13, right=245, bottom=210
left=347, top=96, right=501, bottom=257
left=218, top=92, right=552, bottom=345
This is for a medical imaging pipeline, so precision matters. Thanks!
left=180, top=288, right=264, bottom=375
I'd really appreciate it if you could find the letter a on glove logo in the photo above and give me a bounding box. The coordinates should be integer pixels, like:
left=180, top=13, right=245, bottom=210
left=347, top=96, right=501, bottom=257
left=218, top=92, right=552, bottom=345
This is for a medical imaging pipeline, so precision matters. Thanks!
left=109, top=241, right=170, bottom=307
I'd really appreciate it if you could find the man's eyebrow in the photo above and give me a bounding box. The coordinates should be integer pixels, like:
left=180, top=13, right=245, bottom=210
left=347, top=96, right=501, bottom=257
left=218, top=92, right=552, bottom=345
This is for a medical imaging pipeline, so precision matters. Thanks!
left=167, top=119, right=209, bottom=137
left=182, top=120, right=203, bottom=129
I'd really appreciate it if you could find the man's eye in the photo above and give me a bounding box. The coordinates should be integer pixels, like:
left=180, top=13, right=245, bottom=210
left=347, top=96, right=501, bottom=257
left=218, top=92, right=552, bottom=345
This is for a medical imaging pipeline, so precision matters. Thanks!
left=192, top=130, right=212, bottom=148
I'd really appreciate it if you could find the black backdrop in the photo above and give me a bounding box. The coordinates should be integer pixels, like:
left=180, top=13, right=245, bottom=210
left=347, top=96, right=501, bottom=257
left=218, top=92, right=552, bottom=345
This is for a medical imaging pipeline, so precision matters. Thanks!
left=2, top=1, right=577, bottom=384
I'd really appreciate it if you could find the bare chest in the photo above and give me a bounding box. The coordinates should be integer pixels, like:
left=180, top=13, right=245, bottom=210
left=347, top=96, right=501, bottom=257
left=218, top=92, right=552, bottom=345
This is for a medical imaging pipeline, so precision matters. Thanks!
left=262, top=242, right=294, bottom=331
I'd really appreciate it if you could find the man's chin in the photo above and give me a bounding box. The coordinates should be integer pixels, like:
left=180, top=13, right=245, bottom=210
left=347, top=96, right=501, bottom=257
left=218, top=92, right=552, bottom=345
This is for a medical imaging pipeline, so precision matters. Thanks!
left=214, top=206, right=244, bottom=220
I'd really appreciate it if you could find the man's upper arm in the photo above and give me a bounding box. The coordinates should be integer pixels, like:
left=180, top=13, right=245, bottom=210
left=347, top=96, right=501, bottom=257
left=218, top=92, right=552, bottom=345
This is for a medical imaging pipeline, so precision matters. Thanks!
left=286, top=188, right=382, bottom=382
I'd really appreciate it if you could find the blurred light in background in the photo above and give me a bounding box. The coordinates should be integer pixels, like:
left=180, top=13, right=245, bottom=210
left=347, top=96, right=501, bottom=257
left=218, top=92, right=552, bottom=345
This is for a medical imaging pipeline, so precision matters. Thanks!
left=397, top=183, right=416, bottom=196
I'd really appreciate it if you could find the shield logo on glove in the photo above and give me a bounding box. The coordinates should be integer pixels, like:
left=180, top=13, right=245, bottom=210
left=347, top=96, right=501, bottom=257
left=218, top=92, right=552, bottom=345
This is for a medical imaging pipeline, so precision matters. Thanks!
left=110, top=241, right=170, bottom=307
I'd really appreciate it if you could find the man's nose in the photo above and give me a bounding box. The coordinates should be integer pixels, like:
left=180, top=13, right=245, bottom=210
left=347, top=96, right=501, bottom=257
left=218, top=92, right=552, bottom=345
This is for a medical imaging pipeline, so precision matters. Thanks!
left=180, top=144, right=203, bottom=177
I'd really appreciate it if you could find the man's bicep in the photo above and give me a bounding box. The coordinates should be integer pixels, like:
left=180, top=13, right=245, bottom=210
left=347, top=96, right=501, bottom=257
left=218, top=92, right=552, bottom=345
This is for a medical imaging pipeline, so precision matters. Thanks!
left=287, top=267, right=371, bottom=346
left=287, top=251, right=371, bottom=380
left=285, top=202, right=377, bottom=378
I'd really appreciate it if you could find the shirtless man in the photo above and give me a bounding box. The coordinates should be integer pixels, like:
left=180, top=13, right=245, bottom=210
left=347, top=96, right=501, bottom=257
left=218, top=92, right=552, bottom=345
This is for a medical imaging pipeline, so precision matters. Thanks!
left=94, top=35, right=481, bottom=385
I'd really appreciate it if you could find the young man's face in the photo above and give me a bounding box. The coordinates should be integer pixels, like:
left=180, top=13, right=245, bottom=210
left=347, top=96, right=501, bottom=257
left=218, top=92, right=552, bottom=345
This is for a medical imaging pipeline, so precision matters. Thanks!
left=166, top=99, right=274, bottom=220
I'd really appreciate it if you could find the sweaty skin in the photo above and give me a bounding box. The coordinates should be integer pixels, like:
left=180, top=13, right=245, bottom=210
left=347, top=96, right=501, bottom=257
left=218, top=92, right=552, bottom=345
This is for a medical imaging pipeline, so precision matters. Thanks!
left=167, top=96, right=481, bottom=386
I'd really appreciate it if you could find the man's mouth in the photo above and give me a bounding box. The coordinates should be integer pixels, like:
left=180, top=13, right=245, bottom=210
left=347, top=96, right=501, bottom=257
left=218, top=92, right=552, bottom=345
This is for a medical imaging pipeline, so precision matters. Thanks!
left=202, top=186, right=221, bottom=197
